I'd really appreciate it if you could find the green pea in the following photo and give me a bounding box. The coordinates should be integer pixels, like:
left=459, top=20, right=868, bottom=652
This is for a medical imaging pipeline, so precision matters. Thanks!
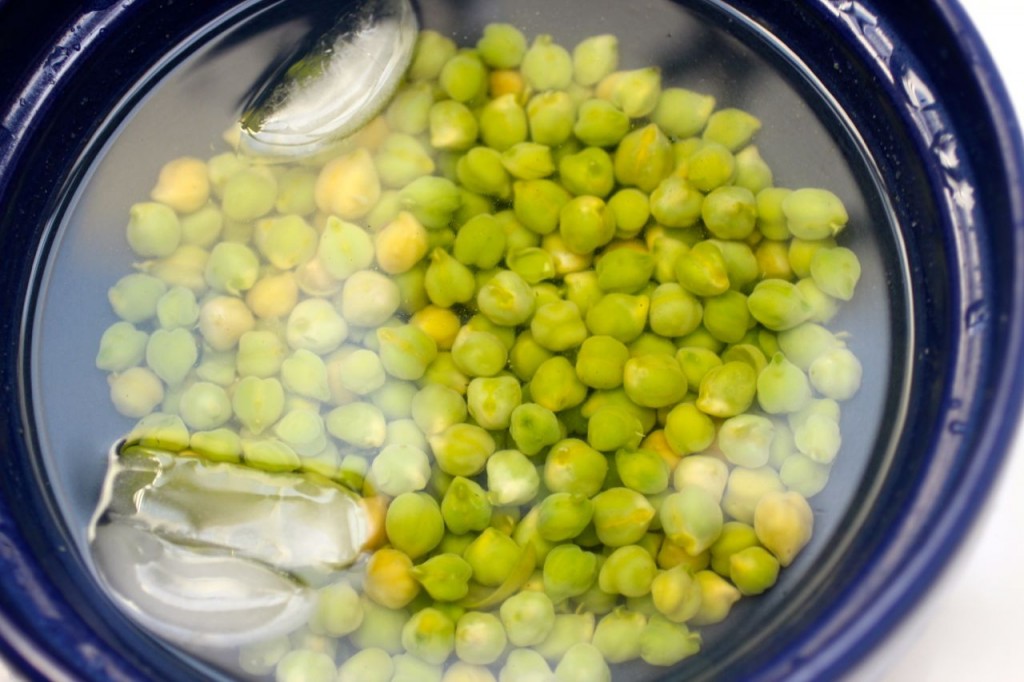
left=614, top=123, right=674, bottom=193
left=674, top=347, right=721, bottom=389
left=453, top=611, right=508, bottom=666
left=652, top=88, right=716, bottom=139
left=451, top=328, right=507, bottom=378
left=607, top=188, right=650, bottom=239
left=522, top=35, right=574, bottom=91
left=782, top=187, right=848, bottom=240
left=591, top=608, right=646, bottom=664
left=558, top=147, right=615, bottom=198
left=732, top=145, right=774, bottom=193
left=386, top=492, right=445, bottom=561
left=398, top=175, right=462, bottom=230
left=585, top=293, right=649, bottom=343
left=222, top=168, right=277, bottom=222
left=440, top=52, right=487, bottom=103
left=126, top=202, right=181, bottom=258
left=525, top=300, right=585, bottom=352
left=622, top=354, right=688, bottom=408
left=464, top=527, right=522, bottom=586
left=530, top=356, right=588, bottom=413
left=675, top=241, right=730, bottom=297
left=598, top=545, right=657, bottom=598
left=475, top=270, right=534, bottom=327
left=809, top=245, right=862, bottom=301
left=325, top=401, right=386, bottom=448
left=702, top=108, right=762, bottom=151
left=645, top=283, right=700, bottom=338
left=467, top=376, right=522, bottom=430
left=690, top=570, right=741, bottom=626
left=594, top=249, right=652, bottom=294
left=543, top=438, right=608, bottom=497
left=615, top=448, right=670, bottom=495
left=702, top=186, right=757, bottom=240
left=513, top=179, right=572, bottom=236
left=777, top=322, right=839, bottom=370
left=402, top=606, right=455, bottom=665
left=500, top=142, right=556, bottom=180
left=536, top=492, right=594, bottom=542
left=509, top=402, right=563, bottom=456
left=153, top=286, right=199, bottom=330
left=430, top=423, right=495, bottom=477
left=650, top=566, right=701, bottom=624
left=573, top=99, right=630, bottom=148
left=375, top=132, right=436, bottom=188
left=591, top=487, right=657, bottom=547
left=572, top=335, right=627, bottom=390
left=430, top=100, right=479, bottom=151
left=747, top=279, right=813, bottom=331
left=526, top=91, right=576, bottom=147
left=457, top=146, right=512, bottom=199
left=572, top=34, right=618, bottom=86
left=558, top=195, right=617, bottom=256
left=697, top=361, right=757, bottom=418
left=586, top=406, right=643, bottom=453
left=648, top=175, right=704, bottom=229
left=377, top=324, right=438, bottom=381
left=685, top=141, right=736, bottom=192
left=408, top=29, right=457, bottom=80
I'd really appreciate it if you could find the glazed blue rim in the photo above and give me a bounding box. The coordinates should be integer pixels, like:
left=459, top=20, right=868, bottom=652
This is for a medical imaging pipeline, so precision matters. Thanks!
left=0, top=0, right=1021, bottom=680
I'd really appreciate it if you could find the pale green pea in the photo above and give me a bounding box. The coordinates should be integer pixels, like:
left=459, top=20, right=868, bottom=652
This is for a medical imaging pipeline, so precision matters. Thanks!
left=652, top=88, right=715, bottom=138
left=591, top=608, right=646, bottom=664
left=273, top=408, right=326, bottom=456
left=573, top=34, right=618, bottom=86
left=411, top=383, right=467, bottom=436
left=650, top=566, right=701, bottom=624
left=783, top=187, right=849, bottom=240
left=809, top=347, right=862, bottom=400
left=332, top=348, right=384, bottom=396
left=279, top=349, right=330, bottom=402
left=108, top=273, right=168, bottom=323
left=451, top=328, right=507, bottom=378
left=370, top=444, right=431, bottom=496
left=702, top=108, right=762, bottom=151
left=195, top=344, right=236, bottom=386
left=412, top=553, right=473, bottom=603
left=310, top=580, right=364, bottom=638
left=339, top=270, right=401, bottom=328
left=237, top=636, right=289, bottom=676
left=615, top=448, right=670, bottom=494
left=456, top=146, right=512, bottom=199
left=500, top=142, right=555, bottom=180
left=757, top=352, right=813, bottom=414
left=640, top=615, right=702, bottom=666
left=721, top=466, right=785, bottom=524
left=440, top=52, right=487, bottom=103
left=585, top=293, right=649, bottom=342
left=536, top=492, right=594, bottom=542
left=145, top=327, right=197, bottom=386
left=386, top=419, right=430, bottom=451
left=685, top=141, right=736, bottom=192
left=467, top=376, right=522, bottom=430
left=587, top=406, right=643, bottom=452
left=789, top=237, right=836, bottom=279
left=126, top=202, right=181, bottom=258
left=484, top=448, right=538, bottom=506
left=430, top=423, right=495, bottom=477
left=702, top=185, right=757, bottom=240
left=534, top=613, right=596, bottom=662
left=398, top=175, right=462, bottom=230
left=479, top=93, right=528, bottom=152
left=205, top=153, right=244, bottom=200
left=375, top=132, right=436, bottom=187
left=127, top=412, right=188, bottom=450
left=500, top=591, right=556, bottom=648
left=522, top=35, right=573, bottom=91
left=204, top=241, right=259, bottom=295
left=325, top=401, right=387, bottom=448
left=155, top=286, right=199, bottom=330
left=499, top=649, right=553, bottom=682
left=574, top=335, right=629, bottom=389
left=591, top=487, right=657, bottom=547
left=526, top=91, right=576, bottom=147
left=810, top=245, right=862, bottom=301
left=392, top=655, right=442, bottom=682
left=454, top=214, right=506, bottom=270
left=755, top=186, right=792, bottom=240
left=338, top=648, right=394, bottom=682
left=614, top=123, right=674, bottom=192
left=788, top=397, right=841, bottom=432
left=384, top=81, right=434, bottom=135
left=402, top=606, right=455, bottom=665
left=543, top=438, right=608, bottom=497
left=283, top=299, right=346, bottom=355
left=623, top=353, right=688, bottom=408
left=241, top=438, right=299, bottom=472
left=377, top=324, right=438, bottom=380
left=477, top=23, right=527, bottom=68
left=573, top=99, right=630, bottom=148
left=777, top=322, right=840, bottom=370
left=189, top=427, right=242, bottom=463
left=675, top=241, right=730, bottom=297
left=649, top=176, right=705, bottom=229
left=796, top=277, right=840, bottom=324
left=697, top=360, right=757, bottom=417
left=530, top=356, right=589, bottom=413
left=464, top=527, right=522, bottom=586
left=351, top=599, right=409, bottom=654
left=768, top=419, right=796, bottom=468
left=455, top=611, right=507, bottom=666
left=557, top=147, right=615, bottom=198
left=780, top=453, right=831, bottom=497
left=509, top=402, right=562, bottom=456
left=430, top=100, right=479, bottom=151
left=222, top=168, right=277, bottom=222
left=598, top=545, right=658, bottom=598
left=254, top=215, right=317, bottom=271
left=747, top=279, right=813, bottom=331
left=96, top=321, right=148, bottom=372
left=528, top=300, right=586, bottom=352
left=660, top=486, right=724, bottom=555
left=733, top=145, right=774, bottom=193
left=177, top=381, right=231, bottom=430
left=274, top=650, right=336, bottom=682
left=409, top=30, right=457, bottom=81
left=514, top=179, right=572, bottom=235
left=235, top=330, right=285, bottom=378
left=272, top=167, right=316, bottom=217
left=718, top=414, right=775, bottom=468
left=794, top=413, right=842, bottom=464
left=476, top=270, right=535, bottom=327
left=421, top=352, right=470, bottom=395
left=178, top=204, right=223, bottom=249
left=387, top=492, right=445, bottom=561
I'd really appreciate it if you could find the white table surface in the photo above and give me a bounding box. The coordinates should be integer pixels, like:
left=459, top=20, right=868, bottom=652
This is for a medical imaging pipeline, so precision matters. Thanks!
left=877, top=3, right=1024, bottom=680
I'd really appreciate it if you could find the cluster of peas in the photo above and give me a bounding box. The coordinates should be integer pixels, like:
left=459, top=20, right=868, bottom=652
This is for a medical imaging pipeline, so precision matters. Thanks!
left=95, top=22, right=865, bottom=682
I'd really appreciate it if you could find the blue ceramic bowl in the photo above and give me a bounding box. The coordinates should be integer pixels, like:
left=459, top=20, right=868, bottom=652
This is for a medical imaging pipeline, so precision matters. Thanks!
left=0, top=0, right=1022, bottom=680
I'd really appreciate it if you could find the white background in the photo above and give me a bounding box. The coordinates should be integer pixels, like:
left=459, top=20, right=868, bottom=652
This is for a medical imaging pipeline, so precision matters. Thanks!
left=878, top=2, right=1024, bottom=680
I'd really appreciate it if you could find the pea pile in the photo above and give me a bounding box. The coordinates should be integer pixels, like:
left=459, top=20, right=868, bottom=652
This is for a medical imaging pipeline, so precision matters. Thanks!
left=96, top=22, right=865, bottom=682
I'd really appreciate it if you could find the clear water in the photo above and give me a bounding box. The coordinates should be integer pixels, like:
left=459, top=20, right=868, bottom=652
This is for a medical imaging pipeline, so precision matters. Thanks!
left=28, top=0, right=906, bottom=678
